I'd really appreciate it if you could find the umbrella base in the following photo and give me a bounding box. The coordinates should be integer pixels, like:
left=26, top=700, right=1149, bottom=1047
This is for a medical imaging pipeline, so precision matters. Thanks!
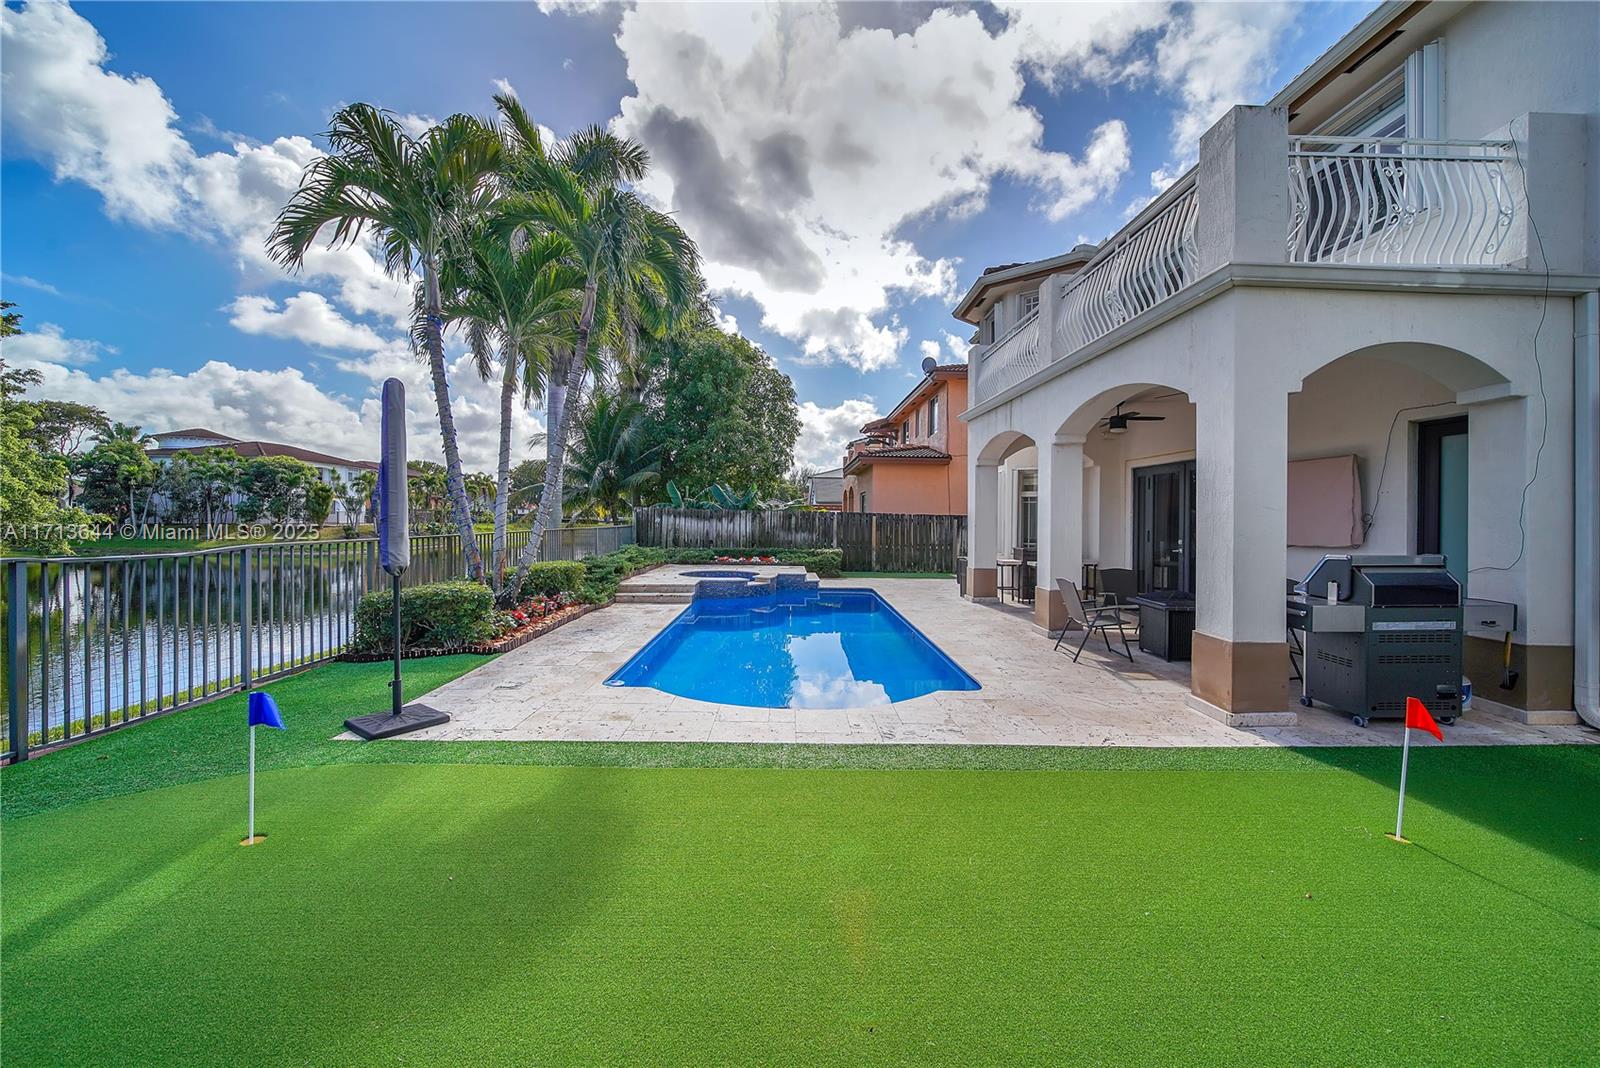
left=345, top=704, right=451, bottom=740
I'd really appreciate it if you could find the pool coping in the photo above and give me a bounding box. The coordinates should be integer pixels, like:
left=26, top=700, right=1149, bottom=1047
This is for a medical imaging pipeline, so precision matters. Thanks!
left=602, top=586, right=981, bottom=705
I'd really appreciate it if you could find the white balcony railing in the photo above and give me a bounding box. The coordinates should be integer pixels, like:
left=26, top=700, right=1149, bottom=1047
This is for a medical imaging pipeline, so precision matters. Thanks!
left=1056, top=177, right=1200, bottom=356
left=977, top=309, right=1043, bottom=400
left=1287, top=136, right=1516, bottom=266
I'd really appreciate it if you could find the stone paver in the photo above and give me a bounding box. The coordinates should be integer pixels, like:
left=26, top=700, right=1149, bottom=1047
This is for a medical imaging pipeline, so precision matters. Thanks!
left=384, top=576, right=1597, bottom=748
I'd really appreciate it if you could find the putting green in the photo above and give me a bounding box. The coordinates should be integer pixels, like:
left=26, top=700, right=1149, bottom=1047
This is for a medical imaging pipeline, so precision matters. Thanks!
left=4, top=705, right=1597, bottom=1065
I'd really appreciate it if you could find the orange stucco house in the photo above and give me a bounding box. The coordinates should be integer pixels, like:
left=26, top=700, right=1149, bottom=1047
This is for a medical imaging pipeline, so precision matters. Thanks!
left=841, top=364, right=968, bottom=515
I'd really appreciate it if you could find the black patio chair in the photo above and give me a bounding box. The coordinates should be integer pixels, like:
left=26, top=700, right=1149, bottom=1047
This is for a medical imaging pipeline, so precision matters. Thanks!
left=1053, top=578, right=1135, bottom=663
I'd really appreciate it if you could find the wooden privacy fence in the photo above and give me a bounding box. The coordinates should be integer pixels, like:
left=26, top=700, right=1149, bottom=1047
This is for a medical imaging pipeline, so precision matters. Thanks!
left=633, top=508, right=966, bottom=573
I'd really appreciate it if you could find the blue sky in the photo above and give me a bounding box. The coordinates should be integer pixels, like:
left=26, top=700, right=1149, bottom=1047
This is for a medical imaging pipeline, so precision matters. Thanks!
left=1, top=0, right=1371, bottom=470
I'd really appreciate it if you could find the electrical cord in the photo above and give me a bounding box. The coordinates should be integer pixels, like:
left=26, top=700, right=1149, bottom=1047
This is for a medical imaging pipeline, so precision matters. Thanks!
left=1363, top=400, right=1459, bottom=538
left=1468, top=131, right=1550, bottom=575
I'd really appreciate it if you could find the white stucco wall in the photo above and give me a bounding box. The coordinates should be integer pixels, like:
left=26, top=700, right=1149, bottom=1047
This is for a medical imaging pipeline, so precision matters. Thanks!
left=1435, top=0, right=1599, bottom=271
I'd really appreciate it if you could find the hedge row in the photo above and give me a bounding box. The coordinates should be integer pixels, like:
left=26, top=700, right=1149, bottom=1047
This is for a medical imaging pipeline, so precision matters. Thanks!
left=352, top=580, right=495, bottom=653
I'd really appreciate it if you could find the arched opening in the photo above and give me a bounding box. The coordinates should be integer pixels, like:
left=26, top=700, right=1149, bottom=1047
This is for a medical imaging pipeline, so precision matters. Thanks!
left=969, top=430, right=1038, bottom=605
left=1284, top=342, right=1566, bottom=720
left=1060, top=384, right=1197, bottom=607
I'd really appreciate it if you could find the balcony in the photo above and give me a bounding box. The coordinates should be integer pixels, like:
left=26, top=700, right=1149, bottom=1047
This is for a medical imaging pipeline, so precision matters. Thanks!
left=968, top=107, right=1555, bottom=409
left=1288, top=137, right=1516, bottom=266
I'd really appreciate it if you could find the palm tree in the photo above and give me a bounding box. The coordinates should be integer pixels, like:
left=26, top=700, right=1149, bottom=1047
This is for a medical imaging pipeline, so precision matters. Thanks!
left=267, top=103, right=500, bottom=581
left=504, top=128, right=699, bottom=582
left=435, top=219, right=579, bottom=582
left=96, top=421, right=150, bottom=446
left=563, top=388, right=660, bottom=520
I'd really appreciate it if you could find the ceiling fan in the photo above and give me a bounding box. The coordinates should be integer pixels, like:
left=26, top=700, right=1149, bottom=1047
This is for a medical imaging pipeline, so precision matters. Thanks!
left=1099, top=403, right=1166, bottom=435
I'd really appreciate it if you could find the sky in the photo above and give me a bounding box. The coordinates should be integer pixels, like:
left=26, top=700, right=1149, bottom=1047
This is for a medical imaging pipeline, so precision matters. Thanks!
left=0, top=0, right=1373, bottom=472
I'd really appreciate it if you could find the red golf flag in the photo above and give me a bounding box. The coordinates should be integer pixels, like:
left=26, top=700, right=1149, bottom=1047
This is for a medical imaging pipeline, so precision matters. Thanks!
left=1405, top=697, right=1444, bottom=741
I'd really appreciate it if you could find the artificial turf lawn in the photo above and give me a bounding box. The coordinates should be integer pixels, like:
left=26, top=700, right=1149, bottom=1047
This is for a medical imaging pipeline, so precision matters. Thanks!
left=2, top=660, right=1597, bottom=1065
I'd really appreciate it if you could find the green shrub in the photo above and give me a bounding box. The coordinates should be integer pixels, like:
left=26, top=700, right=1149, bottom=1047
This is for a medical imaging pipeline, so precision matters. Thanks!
left=519, top=560, right=585, bottom=599
left=353, top=580, right=495, bottom=652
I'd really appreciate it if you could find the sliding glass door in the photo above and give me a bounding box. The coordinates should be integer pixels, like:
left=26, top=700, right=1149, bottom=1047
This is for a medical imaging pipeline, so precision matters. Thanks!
left=1133, top=460, right=1196, bottom=596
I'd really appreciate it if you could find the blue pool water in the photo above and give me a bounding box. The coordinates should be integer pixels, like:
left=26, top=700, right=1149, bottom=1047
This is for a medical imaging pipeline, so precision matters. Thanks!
left=606, top=588, right=980, bottom=708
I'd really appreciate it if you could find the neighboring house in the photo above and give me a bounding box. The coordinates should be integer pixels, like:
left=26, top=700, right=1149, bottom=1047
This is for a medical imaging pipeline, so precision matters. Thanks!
left=147, top=428, right=380, bottom=524
left=842, top=364, right=968, bottom=515
left=806, top=467, right=844, bottom=510
left=958, top=0, right=1599, bottom=729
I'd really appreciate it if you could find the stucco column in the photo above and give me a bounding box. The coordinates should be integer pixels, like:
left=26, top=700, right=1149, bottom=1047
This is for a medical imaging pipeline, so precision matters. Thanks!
left=1034, top=434, right=1084, bottom=631
left=1198, top=105, right=1289, bottom=272
left=1187, top=385, right=1293, bottom=726
left=968, top=460, right=999, bottom=599
left=1464, top=383, right=1577, bottom=720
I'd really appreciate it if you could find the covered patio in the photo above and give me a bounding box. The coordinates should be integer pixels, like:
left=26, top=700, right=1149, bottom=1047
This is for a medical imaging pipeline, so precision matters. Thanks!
left=964, top=284, right=1578, bottom=728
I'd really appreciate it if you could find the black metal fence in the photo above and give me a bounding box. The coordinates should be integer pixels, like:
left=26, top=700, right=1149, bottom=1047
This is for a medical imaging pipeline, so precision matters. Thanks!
left=633, top=508, right=966, bottom=573
left=0, top=525, right=628, bottom=763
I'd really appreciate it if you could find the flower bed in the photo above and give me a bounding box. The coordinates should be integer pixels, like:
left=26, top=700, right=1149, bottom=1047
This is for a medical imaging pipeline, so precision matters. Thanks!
left=714, top=554, right=778, bottom=564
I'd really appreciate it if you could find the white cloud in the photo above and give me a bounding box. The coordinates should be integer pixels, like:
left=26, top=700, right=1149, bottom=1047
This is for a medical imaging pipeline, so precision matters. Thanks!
left=918, top=339, right=942, bottom=362
left=0, top=321, right=112, bottom=367
left=942, top=331, right=970, bottom=360
left=1154, top=3, right=1296, bottom=163
left=0, top=0, right=195, bottom=227
left=1, top=273, right=63, bottom=297
left=0, top=3, right=547, bottom=473
left=8, top=323, right=544, bottom=472
left=609, top=3, right=1135, bottom=374
left=794, top=397, right=879, bottom=469
left=228, top=292, right=389, bottom=351
left=491, top=77, right=518, bottom=99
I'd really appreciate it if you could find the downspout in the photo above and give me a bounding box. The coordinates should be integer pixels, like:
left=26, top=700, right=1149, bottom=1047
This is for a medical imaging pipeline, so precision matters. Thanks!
left=1575, top=290, right=1599, bottom=728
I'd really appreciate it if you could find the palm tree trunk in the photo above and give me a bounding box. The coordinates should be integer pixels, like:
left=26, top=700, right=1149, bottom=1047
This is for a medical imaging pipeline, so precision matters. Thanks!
left=491, top=346, right=516, bottom=589
left=510, top=281, right=596, bottom=589
left=423, top=257, right=486, bottom=582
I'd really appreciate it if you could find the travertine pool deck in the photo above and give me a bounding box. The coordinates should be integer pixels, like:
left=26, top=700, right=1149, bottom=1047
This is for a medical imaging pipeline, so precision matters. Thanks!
left=387, top=576, right=1596, bottom=748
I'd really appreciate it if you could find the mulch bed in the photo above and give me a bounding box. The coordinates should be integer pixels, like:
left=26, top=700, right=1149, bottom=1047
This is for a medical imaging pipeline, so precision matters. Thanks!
left=337, top=601, right=604, bottom=662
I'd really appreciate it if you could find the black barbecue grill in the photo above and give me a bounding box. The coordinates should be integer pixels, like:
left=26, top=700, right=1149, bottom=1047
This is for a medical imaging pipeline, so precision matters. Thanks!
left=1288, top=554, right=1463, bottom=728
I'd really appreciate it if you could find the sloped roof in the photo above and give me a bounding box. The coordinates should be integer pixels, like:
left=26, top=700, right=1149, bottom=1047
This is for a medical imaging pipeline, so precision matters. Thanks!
left=152, top=427, right=239, bottom=442
left=843, top=444, right=951, bottom=475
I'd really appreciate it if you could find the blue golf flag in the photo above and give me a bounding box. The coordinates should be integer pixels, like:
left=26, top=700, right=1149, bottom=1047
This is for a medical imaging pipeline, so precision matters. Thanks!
left=248, top=691, right=286, bottom=730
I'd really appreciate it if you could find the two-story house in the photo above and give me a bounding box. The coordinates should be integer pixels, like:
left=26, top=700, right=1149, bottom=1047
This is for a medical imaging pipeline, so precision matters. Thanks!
left=147, top=428, right=382, bottom=525
left=958, top=0, right=1599, bottom=730
left=842, top=362, right=968, bottom=515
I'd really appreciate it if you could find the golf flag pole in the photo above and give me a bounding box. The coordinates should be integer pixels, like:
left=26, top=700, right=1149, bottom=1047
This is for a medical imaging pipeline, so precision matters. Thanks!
left=244, top=692, right=285, bottom=845
left=1395, top=713, right=1412, bottom=840
left=1393, top=696, right=1445, bottom=842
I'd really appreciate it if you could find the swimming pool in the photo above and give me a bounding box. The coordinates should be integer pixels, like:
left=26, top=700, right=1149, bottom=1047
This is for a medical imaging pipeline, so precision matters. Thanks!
left=606, top=588, right=980, bottom=708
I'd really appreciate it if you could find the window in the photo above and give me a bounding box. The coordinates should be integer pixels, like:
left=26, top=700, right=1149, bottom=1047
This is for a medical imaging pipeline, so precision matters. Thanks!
left=1017, top=471, right=1039, bottom=552
left=1021, top=290, right=1040, bottom=318
left=901, top=420, right=910, bottom=444
left=860, top=491, right=869, bottom=513
left=914, top=408, right=922, bottom=437
left=981, top=306, right=996, bottom=344
left=928, top=393, right=940, bottom=436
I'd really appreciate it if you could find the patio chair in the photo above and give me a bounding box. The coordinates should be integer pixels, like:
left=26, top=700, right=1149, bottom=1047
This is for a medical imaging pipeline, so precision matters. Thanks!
left=1095, top=567, right=1137, bottom=606
left=1053, top=578, right=1135, bottom=663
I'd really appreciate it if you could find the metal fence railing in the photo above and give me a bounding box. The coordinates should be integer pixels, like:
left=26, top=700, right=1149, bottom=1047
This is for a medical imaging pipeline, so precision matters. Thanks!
left=534, top=523, right=635, bottom=561
left=0, top=524, right=625, bottom=763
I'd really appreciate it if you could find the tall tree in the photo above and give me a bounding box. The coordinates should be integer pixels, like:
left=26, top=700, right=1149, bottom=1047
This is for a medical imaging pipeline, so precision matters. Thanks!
left=435, top=221, right=579, bottom=581
left=268, top=104, right=500, bottom=581
left=642, top=325, right=800, bottom=500
left=504, top=127, right=699, bottom=584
